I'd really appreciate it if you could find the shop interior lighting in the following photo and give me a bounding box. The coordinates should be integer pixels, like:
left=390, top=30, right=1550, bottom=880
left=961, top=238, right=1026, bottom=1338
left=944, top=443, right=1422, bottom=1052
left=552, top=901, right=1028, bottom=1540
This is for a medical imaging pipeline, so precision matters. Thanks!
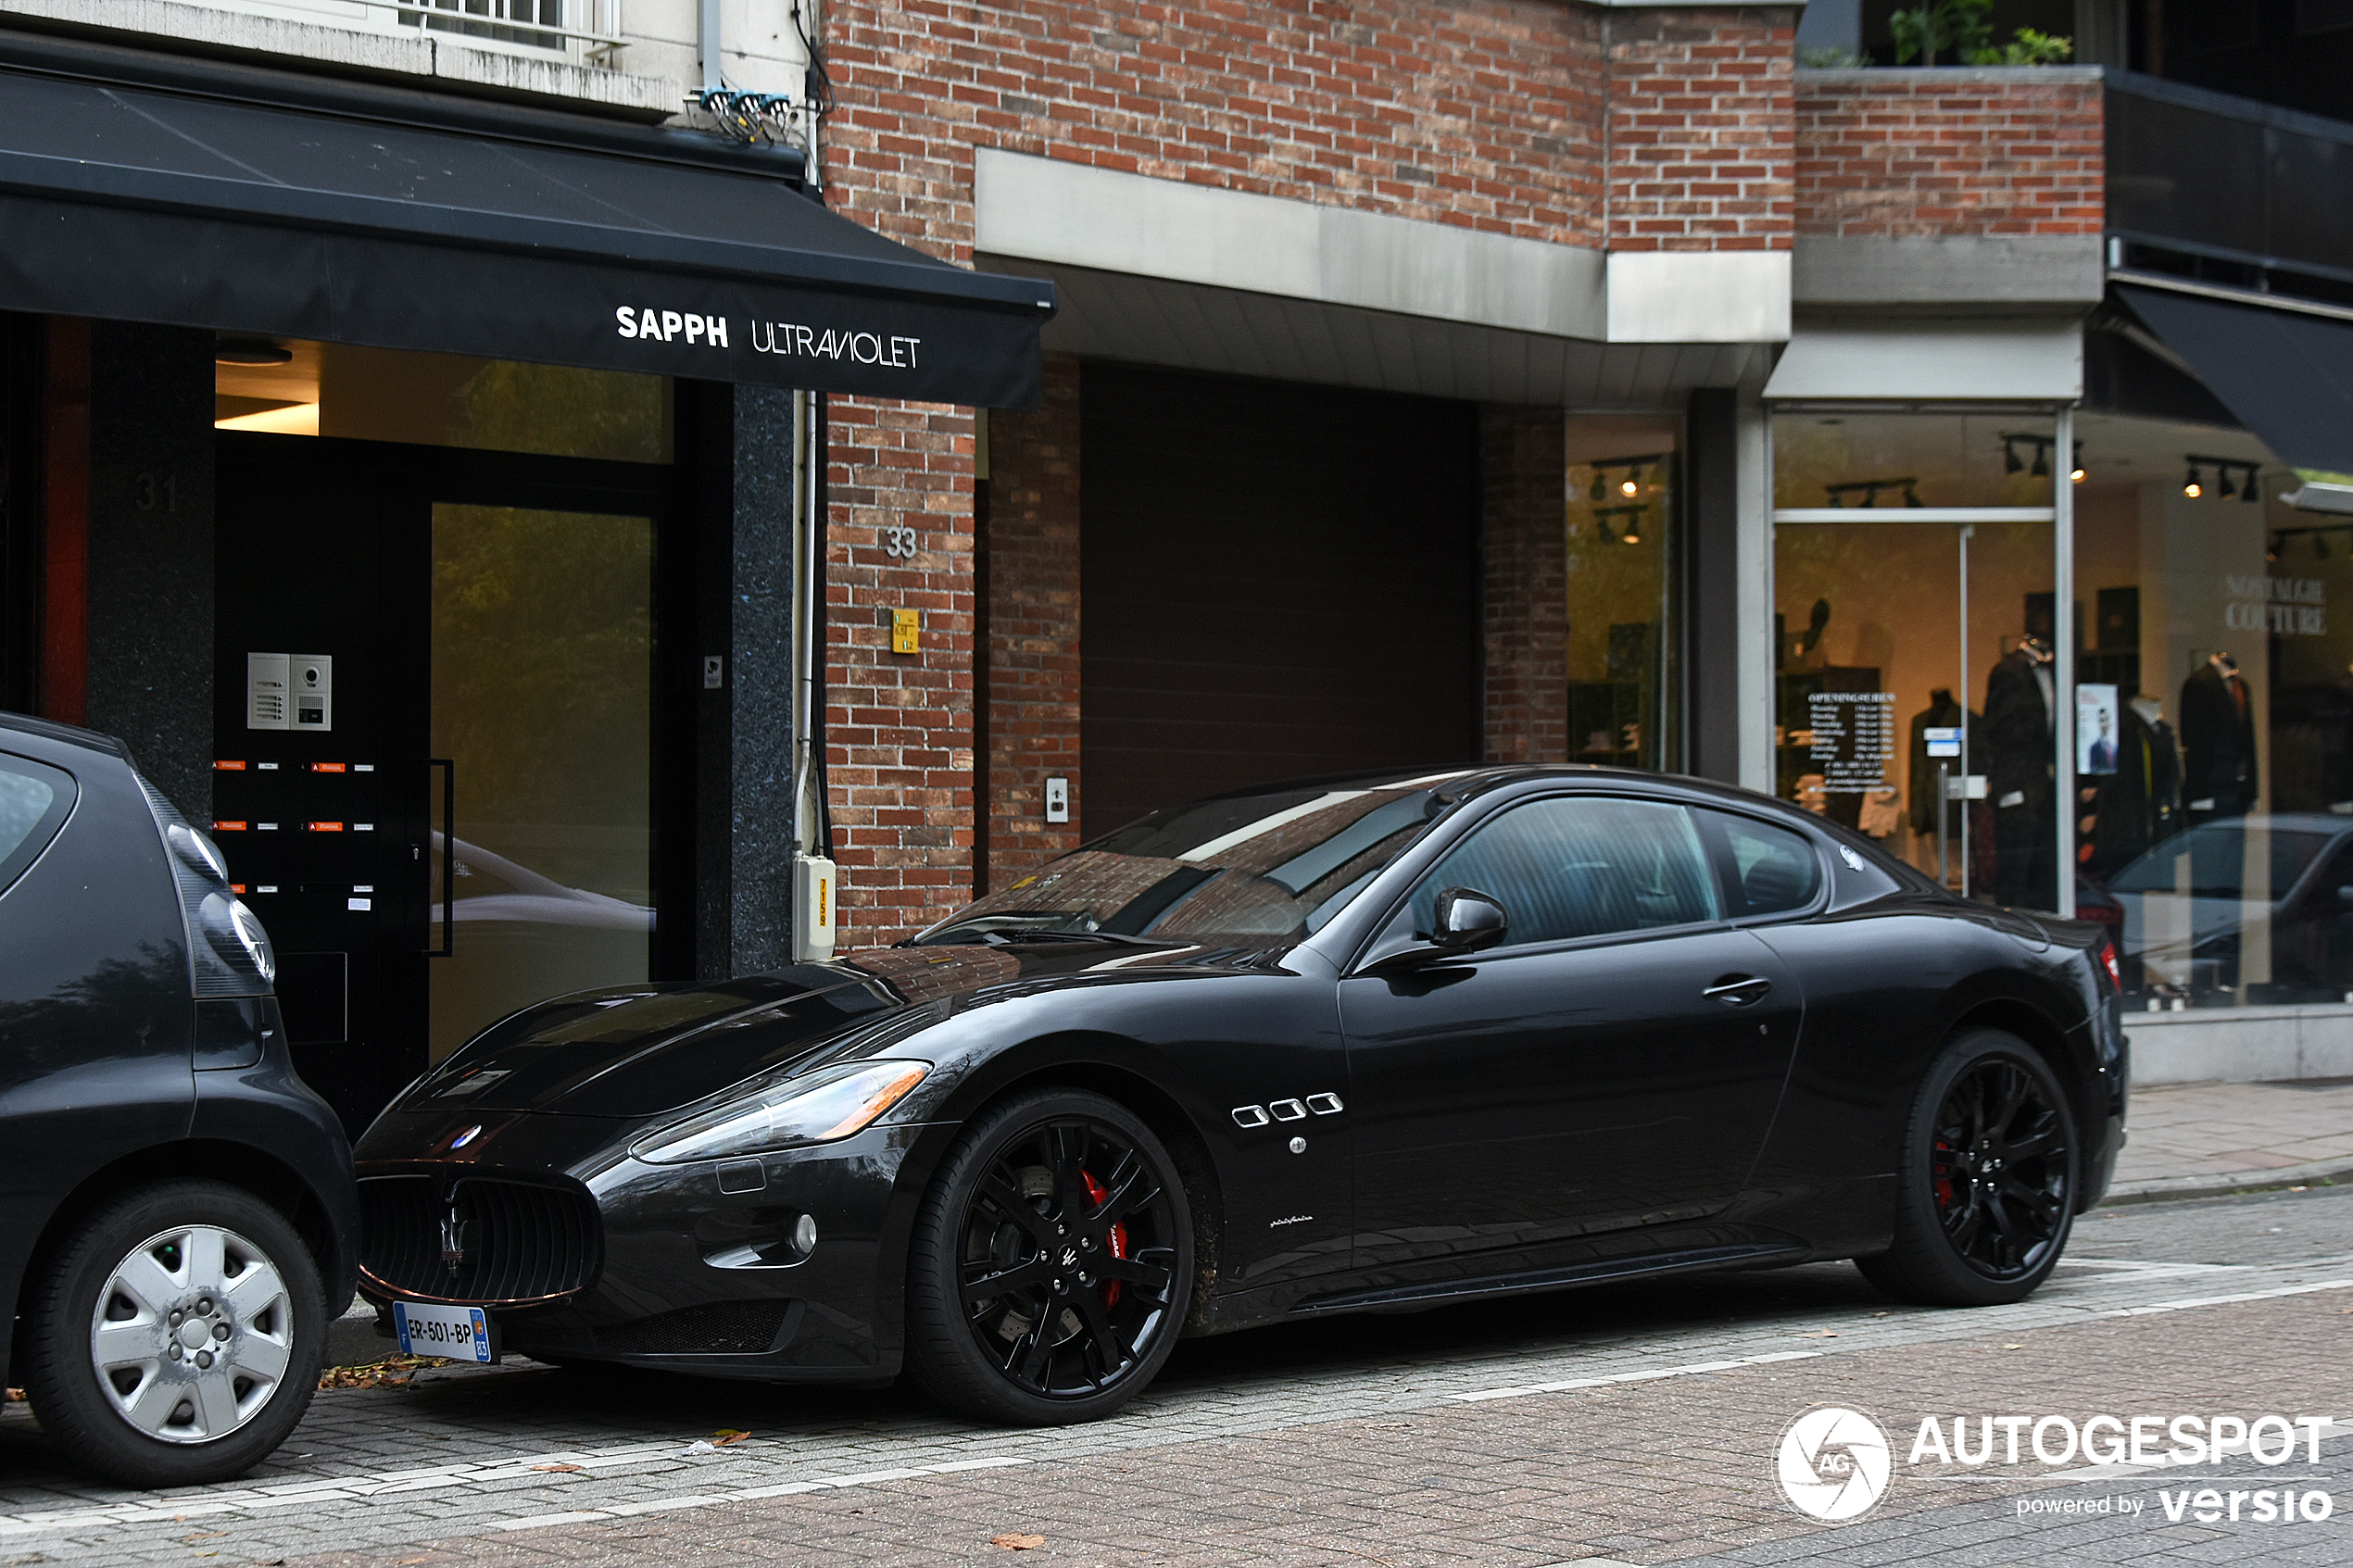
left=1588, top=452, right=1667, bottom=505
left=2268, top=533, right=2282, bottom=561
left=2003, top=438, right=2023, bottom=475
left=2183, top=454, right=2261, bottom=503
left=2000, top=432, right=2069, bottom=481
left=1589, top=471, right=1606, bottom=502
left=1822, top=477, right=1919, bottom=509
left=2070, top=442, right=2086, bottom=483
left=214, top=338, right=292, bottom=366
left=1592, top=502, right=1647, bottom=543
left=1619, top=466, right=1642, bottom=498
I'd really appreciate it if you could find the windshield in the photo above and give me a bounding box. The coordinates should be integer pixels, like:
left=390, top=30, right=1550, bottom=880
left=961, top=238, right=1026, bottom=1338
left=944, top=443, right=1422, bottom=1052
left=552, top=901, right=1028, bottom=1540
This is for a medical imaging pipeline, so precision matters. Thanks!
left=912, top=779, right=1456, bottom=947
left=2105, top=821, right=2342, bottom=900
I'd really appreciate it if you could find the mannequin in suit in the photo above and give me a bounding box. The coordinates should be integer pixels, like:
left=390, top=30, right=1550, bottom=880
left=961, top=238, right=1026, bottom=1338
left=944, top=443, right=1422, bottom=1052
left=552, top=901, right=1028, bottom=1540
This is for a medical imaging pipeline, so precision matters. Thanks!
left=2179, top=652, right=2258, bottom=819
left=1985, top=637, right=2056, bottom=909
left=1907, top=688, right=1969, bottom=839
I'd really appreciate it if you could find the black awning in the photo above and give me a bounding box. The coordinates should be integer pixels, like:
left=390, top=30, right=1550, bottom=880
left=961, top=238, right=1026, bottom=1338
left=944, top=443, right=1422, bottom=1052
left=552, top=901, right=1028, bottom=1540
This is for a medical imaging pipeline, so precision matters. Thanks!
left=0, top=36, right=1051, bottom=407
left=2117, top=283, right=2353, bottom=475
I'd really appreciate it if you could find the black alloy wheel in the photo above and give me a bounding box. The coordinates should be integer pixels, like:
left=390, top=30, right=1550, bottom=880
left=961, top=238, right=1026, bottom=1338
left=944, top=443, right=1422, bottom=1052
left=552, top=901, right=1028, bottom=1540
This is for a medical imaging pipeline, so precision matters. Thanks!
left=1859, top=1029, right=2078, bottom=1307
left=904, top=1089, right=1192, bottom=1424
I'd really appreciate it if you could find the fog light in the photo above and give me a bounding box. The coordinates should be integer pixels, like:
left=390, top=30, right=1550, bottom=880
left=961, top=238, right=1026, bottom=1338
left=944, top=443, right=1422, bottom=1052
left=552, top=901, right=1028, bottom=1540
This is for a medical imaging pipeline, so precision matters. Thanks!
left=793, top=1213, right=819, bottom=1255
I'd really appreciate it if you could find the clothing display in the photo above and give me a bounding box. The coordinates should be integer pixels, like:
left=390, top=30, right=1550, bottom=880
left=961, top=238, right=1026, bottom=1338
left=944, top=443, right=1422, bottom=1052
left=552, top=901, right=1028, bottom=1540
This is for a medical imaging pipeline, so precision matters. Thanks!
left=1906, top=689, right=1969, bottom=838
left=2179, top=654, right=2258, bottom=818
left=2084, top=696, right=2182, bottom=876
left=1984, top=641, right=2057, bottom=909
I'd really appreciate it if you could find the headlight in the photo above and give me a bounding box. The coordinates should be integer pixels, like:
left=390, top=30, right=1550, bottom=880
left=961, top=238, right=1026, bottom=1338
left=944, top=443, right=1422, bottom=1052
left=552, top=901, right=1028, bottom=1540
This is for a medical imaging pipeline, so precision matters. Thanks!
left=630, top=1060, right=930, bottom=1165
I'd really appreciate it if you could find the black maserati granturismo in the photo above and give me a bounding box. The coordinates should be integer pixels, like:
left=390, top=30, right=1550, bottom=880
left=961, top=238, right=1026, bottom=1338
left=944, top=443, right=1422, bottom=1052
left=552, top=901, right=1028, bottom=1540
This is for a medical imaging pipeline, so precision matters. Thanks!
left=353, top=766, right=2126, bottom=1424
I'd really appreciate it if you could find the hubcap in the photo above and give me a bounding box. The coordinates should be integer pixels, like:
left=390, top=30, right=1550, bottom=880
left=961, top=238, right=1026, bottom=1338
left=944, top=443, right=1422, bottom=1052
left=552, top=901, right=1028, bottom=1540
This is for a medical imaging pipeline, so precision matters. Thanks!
left=90, top=1225, right=296, bottom=1445
left=955, top=1118, right=1180, bottom=1400
left=1929, top=1059, right=2072, bottom=1280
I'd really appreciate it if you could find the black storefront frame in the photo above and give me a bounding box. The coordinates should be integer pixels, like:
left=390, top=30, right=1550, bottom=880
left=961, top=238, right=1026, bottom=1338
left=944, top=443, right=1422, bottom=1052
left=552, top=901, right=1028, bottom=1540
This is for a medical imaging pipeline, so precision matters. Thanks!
left=213, top=428, right=712, bottom=1127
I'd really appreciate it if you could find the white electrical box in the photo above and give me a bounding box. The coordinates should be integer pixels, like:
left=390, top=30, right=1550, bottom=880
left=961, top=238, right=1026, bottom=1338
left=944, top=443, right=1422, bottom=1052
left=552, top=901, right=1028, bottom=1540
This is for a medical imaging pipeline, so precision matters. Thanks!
left=1044, top=776, right=1070, bottom=823
left=792, top=854, right=837, bottom=962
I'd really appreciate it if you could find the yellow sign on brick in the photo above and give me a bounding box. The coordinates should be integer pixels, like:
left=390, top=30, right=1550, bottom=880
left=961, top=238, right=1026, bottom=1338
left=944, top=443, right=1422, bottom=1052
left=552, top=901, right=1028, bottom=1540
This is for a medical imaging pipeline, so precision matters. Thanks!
left=891, top=608, right=920, bottom=654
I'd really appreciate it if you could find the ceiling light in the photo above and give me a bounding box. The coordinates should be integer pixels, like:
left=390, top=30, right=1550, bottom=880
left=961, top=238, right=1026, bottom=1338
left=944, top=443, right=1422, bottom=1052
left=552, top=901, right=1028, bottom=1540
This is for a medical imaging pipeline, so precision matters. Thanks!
left=1621, top=521, right=1642, bottom=545
left=1620, top=468, right=1642, bottom=497
left=1861, top=485, right=1881, bottom=509
left=1904, top=484, right=1923, bottom=508
left=2030, top=445, right=2049, bottom=478
left=2070, top=442, right=2085, bottom=483
left=2004, top=440, right=2022, bottom=474
left=1595, top=516, right=1616, bottom=544
left=2184, top=465, right=2204, bottom=499
left=2242, top=466, right=2261, bottom=504
left=2267, top=534, right=2282, bottom=561
left=1589, top=471, right=1605, bottom=502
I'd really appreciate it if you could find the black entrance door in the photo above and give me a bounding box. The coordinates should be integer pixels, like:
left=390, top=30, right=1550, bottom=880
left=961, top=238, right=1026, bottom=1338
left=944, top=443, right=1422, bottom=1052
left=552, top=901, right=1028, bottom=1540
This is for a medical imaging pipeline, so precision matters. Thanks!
left=213, top=435, right=682, bottom=1135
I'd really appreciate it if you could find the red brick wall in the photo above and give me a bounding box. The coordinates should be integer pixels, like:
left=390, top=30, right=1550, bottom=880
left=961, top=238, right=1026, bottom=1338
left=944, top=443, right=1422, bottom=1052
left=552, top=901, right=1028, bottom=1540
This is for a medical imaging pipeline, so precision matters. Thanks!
left=1605, top=8, right=1797, bottom=252
left=1793, top=68, right=2105, bottom=239
left=981, top=354, right=1085, bottom=895
left=824, top=395, right=978, bottom=950
left=1479, top=405, right=1569, bottom=767
left=817, top=2, right=1806, bottom=941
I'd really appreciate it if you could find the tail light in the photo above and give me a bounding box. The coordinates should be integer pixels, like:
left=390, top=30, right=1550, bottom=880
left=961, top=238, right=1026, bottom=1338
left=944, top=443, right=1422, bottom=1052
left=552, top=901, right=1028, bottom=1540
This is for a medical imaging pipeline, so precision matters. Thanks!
left=2097, top=940, right=2121, bottom=992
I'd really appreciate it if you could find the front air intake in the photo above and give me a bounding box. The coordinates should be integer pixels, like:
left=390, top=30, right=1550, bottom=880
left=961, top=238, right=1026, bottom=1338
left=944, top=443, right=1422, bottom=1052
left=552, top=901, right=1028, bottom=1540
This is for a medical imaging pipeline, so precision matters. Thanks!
left=359, top=1174, right=601, bottom=1305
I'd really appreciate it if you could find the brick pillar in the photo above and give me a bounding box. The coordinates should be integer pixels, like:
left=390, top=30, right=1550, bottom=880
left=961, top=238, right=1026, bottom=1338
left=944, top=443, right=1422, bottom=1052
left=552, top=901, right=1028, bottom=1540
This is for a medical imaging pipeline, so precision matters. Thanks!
left=1481, top=405, right=1569, bottom=767
left=825, top=396, right=978, bottom=950
left=981, top=354, right=1083, bottom=894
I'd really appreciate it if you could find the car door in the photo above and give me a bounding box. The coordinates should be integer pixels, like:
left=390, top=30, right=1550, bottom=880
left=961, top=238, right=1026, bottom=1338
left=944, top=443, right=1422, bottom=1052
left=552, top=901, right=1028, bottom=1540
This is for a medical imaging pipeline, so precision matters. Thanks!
left=1339, top=792, right=1806, bottom=1273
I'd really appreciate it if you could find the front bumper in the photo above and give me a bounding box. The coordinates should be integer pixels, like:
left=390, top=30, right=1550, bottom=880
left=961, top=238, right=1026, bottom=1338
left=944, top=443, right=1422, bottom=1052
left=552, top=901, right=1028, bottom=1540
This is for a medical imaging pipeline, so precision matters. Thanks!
left=355, top=1108, right=950, bottom=1384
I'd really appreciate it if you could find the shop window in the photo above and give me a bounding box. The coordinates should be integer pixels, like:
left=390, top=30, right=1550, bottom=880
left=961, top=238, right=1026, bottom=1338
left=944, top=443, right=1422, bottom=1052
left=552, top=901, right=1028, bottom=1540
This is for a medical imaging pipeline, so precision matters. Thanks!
left=1567, top=418, right=1680, bottom=773
left=214, top=338, right=671, bottom=463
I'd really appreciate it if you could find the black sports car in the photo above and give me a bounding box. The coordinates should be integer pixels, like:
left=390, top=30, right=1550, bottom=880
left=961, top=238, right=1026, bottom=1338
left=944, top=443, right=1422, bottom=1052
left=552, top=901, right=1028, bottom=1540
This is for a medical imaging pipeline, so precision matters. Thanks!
left=354, top=766, right=2127, bottom=1424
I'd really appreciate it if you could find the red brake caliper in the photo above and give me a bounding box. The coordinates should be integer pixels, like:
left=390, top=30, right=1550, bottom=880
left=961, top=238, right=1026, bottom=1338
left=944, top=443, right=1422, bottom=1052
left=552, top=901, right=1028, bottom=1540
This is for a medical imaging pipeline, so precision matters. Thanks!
left=1932, top=1139, right=1957, bottom=1213
left=1080, top=1170, right=1128, bottom=1307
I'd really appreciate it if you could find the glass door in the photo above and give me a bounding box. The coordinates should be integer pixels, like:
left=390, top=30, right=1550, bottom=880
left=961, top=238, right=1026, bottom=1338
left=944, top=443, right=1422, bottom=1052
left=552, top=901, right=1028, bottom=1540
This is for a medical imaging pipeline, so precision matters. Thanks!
left=1771, top=410, right=2062, bottom=909
left=426, top=504, right=656, bottom=1061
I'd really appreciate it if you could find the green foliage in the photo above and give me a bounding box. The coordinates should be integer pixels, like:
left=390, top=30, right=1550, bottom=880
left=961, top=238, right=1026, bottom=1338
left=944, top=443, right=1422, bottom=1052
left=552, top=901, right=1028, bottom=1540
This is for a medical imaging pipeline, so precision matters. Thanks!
left=1889, top=0, right=2071, bottom=67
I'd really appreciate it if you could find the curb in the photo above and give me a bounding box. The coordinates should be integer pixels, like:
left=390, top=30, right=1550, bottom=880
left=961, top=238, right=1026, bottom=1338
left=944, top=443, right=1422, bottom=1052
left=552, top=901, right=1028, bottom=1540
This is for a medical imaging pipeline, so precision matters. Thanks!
left=2098, top=1156, right=2353, bottom=1207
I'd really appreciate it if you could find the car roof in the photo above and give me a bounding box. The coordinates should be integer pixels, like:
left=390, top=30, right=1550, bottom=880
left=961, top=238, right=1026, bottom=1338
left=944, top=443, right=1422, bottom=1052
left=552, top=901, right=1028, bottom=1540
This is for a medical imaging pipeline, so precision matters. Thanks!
left=0, top=710, right=132, bottom=761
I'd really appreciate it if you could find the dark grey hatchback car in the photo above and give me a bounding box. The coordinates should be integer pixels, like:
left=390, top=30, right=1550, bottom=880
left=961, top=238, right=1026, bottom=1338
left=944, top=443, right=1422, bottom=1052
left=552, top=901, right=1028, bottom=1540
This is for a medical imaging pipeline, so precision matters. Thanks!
left=0, top=714, right=357, bottom=1486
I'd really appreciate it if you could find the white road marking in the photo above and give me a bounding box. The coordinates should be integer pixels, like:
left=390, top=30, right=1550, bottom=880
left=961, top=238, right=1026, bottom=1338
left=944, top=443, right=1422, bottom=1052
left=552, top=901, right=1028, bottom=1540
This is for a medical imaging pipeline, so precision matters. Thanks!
left=1450, top=1349, right=1824, bottom=1403
left=2095, top=1278, right=2351, bottom=1317
left=488, top=1456, right=1035, bottom=1532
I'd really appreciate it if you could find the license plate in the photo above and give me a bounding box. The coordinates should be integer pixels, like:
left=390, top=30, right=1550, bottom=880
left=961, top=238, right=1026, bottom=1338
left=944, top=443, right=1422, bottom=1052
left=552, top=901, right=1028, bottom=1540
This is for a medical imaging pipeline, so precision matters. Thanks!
left=392, top=1300, right=497, bottom=1363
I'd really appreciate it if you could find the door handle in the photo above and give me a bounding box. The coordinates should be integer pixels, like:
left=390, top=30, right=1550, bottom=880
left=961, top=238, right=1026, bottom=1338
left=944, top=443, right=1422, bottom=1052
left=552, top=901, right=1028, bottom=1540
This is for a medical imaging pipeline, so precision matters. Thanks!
left=428, top=758, right=454, bottom=958
left=1703, top=973, right=1771, bottom=1007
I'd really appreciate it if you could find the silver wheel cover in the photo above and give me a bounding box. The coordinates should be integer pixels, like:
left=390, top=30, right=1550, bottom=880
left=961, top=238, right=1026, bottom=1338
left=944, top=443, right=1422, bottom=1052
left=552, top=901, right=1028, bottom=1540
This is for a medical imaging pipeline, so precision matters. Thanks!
left=89, top=1224, right=296, bottom=1446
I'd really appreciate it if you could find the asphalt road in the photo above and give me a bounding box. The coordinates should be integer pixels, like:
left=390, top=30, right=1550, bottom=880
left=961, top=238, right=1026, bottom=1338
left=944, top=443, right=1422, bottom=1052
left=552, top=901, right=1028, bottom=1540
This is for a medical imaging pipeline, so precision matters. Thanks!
left=3, top=1184, right=2348, bottom=1566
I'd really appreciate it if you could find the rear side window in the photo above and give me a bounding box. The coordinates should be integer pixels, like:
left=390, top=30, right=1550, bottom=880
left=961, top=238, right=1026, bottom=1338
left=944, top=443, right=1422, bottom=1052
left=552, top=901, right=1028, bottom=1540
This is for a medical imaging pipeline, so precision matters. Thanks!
left=0, top=752, right=78, bottom=897
left=1699, top=809, right=1822, bottom=918
left=1412, top=795, right=1719, bottom=946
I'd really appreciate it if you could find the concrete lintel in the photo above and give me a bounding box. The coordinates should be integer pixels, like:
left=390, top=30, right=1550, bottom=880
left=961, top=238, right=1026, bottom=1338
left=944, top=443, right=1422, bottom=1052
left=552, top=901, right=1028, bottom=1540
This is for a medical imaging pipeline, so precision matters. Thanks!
left=1794, top=234, right=2106, bottom=307
left=975, top=149, right=1610, bottom=343
left=1606, top=251, right=1792, bottom=344
left=1766, top=316, right=2084, bottom=402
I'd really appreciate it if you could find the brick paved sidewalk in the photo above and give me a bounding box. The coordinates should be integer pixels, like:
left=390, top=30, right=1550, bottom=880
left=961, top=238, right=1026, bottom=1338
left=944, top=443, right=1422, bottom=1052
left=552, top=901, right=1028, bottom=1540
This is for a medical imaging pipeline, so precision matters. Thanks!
left=2111, top=1079, right=2353, bottom=1200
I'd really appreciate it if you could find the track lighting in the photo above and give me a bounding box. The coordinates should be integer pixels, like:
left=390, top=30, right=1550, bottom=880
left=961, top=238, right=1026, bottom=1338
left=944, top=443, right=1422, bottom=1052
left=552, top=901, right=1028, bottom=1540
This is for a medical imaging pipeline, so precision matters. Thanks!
left=1589, top=470, right=1605, bottom=502
left=2071, top=442, right=2085, bottom=483
left=1903, top=484, right=1923, bottom=508
left=2030, top=445, right=2049, bottom=478
left=2243, top=466, right=2261, bottom=504
left=2184, top=464, right=2204, bottom=499
left=2004, top=439, right=2022, bottom=475
left=1620, top=519, right=1641, bottom=545
left=1594, top=515, right=1616, bottom=544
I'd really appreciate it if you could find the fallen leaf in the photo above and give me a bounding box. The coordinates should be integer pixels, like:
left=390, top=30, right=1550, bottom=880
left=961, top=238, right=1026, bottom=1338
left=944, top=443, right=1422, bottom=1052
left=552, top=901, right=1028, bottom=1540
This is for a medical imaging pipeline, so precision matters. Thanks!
left=319, top=1354, right=445, bottom=1391
left=711, top=1428, right=751, bottom=1446
left=991, top=1534, right=1046, bottom=1551
left=2004, top=1343, right=2025, bottom=1349
left=533, top=1463, right=584, bottom=1474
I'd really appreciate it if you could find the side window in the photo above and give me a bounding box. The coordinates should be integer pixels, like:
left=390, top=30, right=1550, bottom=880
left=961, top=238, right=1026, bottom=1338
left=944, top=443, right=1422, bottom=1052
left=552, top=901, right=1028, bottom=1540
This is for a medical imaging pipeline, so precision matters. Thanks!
left=1700, top=809, right=1823, bottom=918
left=1412, top=796, right=1719, bottom=947
left=0, top=753, right=76, bottom=897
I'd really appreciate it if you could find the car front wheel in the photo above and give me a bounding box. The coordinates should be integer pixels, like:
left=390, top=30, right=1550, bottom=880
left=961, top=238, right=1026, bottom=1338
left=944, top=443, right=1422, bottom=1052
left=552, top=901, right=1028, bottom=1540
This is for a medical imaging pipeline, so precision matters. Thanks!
left=903, top=1089, right=1193, bottom=1424
left=22, top=1180, right=327, bottom=1486
left=1859, top=1029, right=2079, bottom=1307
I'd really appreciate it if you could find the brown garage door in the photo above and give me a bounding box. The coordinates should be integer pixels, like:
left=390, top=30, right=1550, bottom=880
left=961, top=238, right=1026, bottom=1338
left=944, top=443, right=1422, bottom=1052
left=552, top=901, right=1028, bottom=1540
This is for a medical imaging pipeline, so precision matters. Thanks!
left=1081, top=363, right=1480, bottom=838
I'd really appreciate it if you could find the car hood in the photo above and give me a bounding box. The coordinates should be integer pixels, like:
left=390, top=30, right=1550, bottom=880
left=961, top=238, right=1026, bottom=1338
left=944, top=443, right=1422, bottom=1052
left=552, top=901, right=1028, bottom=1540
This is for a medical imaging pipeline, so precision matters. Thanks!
left=392, top=939, right=1284, bottom=1121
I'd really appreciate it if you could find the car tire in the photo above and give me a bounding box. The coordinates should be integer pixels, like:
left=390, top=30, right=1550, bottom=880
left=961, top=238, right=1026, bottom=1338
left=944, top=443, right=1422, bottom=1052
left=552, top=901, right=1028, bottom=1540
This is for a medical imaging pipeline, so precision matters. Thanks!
left=1858, top=1029, right=2079, bottom=1308
left=903, top=1088, right=1193, bottom=1425
left=21, top=1180, right=328, bottom=1486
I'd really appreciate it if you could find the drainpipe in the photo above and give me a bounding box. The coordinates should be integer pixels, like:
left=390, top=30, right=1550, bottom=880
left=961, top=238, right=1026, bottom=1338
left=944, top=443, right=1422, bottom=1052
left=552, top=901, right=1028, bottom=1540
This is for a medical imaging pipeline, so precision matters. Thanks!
left=699, top=0, right=724, bottom=91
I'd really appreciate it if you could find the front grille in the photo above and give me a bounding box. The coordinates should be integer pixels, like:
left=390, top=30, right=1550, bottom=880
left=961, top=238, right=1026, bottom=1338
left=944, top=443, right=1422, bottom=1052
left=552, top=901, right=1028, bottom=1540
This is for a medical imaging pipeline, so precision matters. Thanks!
left=596, top=1300, right=792, bottom=1356
left=359, top=1174, right=601, bottom=1304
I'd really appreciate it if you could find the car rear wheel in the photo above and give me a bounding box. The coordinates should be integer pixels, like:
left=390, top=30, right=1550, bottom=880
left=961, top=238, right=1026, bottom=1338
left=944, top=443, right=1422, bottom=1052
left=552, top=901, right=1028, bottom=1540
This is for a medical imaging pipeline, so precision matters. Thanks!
left=903, top=1089, right=1192, bottom=1425
left=1858, top=1029, right=2078, bottom=1307
left=22, top=1180, right=327, bottom=1486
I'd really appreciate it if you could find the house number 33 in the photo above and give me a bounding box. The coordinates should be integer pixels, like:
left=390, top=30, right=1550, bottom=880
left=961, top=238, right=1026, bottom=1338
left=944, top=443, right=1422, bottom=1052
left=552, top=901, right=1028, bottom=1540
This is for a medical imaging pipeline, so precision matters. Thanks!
left=882, top=525, right=920, bottom=560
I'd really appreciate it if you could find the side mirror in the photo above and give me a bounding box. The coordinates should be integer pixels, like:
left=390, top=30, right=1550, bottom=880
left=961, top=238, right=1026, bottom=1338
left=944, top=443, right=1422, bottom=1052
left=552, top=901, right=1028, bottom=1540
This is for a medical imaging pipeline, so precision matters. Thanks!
left=1431, top=887, right=1509, bottom=953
